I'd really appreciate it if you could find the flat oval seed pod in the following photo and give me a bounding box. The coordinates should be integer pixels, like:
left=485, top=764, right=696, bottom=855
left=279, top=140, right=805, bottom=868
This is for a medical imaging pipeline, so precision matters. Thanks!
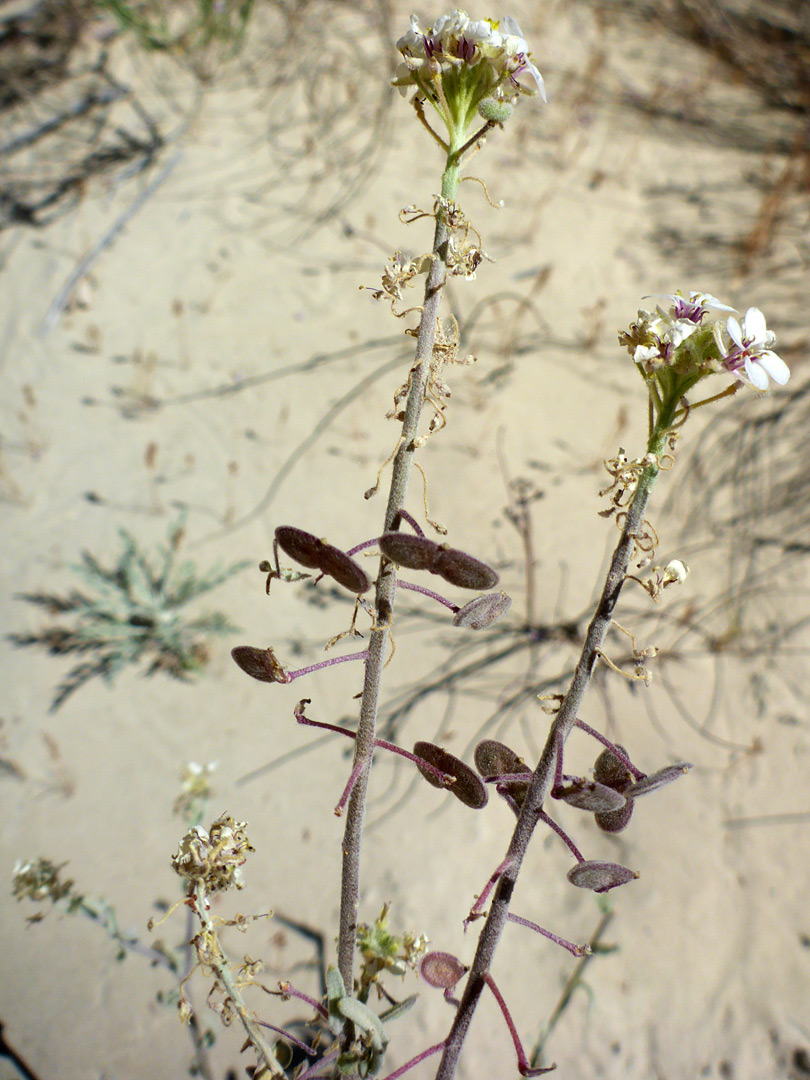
left=378, top=532, right=438, bottom=570
left=567, top=860, right=638, bottom=893
left=593, top=744, right=633, bottom=792
left=624, top=762, right=693, bottom=798
left=413, top=741, right=489, bottom=809
left=594, top=798, right=634, bottom=833
left=419, top=951, right=466, bottom=990
left=452, top=592, right=512, bottom=629
left=316, top=545, right=372, bottom=594
left=275, top=526, right=327, bottom=569
left=555, top=780, right=627, bottom=813
left=433, top=546, right=499, bottom=590
left=231, top=645, right=291, bottom=684
left=474, top=739, right=527, bottom=781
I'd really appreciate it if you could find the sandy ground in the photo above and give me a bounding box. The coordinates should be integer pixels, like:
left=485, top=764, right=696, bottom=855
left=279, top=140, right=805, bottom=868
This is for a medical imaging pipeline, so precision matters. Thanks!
left=1, top=1, right=809, bottom=1078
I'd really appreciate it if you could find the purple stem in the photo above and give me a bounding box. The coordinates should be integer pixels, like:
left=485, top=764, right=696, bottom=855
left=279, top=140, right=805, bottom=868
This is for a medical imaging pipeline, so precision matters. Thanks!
left=396, top=509, right=425, bottom=536
left=573, top=719, right=645, bottom=779
left=345, top=537, right=382, bottom=558
left=506, top=912, right=588, bottom=958
left=397, top=578, right=459, bottom=611
left=335, top=760, right=365, bottom=816
left=464, top=856, right=514, bottom=930
left=255, top=1021, right=320, bottom=1055
left=295, top=712, right=456, bottom=793
left=538, top=809, right=584, bottom=863
left=277, top=980, right=328, bottom=1019
left=483, top=974, right=555, bottom=1076
left=379, top=1041, right=446, bottom=1080
left=287, top=650, right=369, bottom=682
left=295, top=1049, right=339, bottom=1080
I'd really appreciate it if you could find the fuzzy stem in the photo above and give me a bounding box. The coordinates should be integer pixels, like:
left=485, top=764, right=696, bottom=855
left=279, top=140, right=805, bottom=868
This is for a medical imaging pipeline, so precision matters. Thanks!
left=192, top=884, right=285, bottom=1077
left=336, top=154, right=460, bottom=994
left=434, top=431, right=666, bottom=1080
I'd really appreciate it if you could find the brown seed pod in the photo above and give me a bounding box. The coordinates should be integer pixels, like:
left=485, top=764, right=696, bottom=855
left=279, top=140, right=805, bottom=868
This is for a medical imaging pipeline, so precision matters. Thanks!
left=413, top=741, right=489, bottom=809
left=433, top=546, right=499, bottom=590
left=315, top=545, right=372, bottom=594
left=624, top=762, right=693, bottom=798
left=593, top=744, right=634, bottom=792
left=452, top=592, right=512, bottom=629
left=275, top=525, right=327, bottom=569
left=419, top=951, right=467, bottom=990
left=594, top=799, right=635, bottom=833
left=378, top=532, right=438, bottom=570
left=567, top=860, right=638, bottom=893
left=275, top=525, right=370, bottom=593
left=555, top=780, right=627, bottom=813
left=231, top=645, right=290, bottom=684
left=474, top=739, right=527, bottom=781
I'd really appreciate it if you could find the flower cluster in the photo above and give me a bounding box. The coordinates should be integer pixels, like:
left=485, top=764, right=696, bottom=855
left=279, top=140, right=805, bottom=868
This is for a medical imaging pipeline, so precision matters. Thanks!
left=393, top=10, right=544, bottom=143
left=12, top=857, right=76, bottom=906
left=619, top=291, right=789, bottom=393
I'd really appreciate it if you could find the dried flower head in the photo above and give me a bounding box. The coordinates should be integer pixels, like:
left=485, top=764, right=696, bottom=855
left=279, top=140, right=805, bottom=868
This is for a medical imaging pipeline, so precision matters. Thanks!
left=172, top=814, right=254, bottom=895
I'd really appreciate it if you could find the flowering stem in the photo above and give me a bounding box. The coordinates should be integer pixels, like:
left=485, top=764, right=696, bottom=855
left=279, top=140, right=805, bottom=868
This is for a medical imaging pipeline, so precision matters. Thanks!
left=337, top=153, right=460, bottom=994
left=191, top=884, right=284, bottom=1077
left=434, top=438, right=664, bottom=1080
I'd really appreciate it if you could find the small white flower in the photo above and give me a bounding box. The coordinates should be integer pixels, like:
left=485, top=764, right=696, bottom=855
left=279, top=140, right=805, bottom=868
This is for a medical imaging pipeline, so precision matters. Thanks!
left=725, top=307, right=790, bottom=390
left=645, top=291, right=736, bottom=321
left=662, top=560, right=689, bottom=586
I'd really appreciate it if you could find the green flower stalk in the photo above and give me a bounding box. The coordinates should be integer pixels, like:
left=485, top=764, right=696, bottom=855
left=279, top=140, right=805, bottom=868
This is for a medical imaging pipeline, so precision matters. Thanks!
left=619, top=291, right=791, bottom=445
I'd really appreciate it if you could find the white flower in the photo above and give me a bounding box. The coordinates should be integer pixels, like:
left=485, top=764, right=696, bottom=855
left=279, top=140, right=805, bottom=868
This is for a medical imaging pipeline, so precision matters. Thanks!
left=648, top=291, right=736, bottom=317
left=724, top=307, right=790, bottom=390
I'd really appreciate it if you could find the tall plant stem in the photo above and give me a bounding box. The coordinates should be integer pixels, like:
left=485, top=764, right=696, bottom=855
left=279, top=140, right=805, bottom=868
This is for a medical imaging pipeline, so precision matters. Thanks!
left=336, top=152, right=462, bottom=990
left=434, top=429, right=667, bottom=1080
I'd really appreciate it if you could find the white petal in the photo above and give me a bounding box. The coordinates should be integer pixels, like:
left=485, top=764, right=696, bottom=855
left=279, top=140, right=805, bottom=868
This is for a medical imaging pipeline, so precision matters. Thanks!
left=726, top=315, right=743, bottom=348
left=756, top=350, right=790, bottom=385
left=698, top=293, right=736, bottom=313
left=741, top=307, right=767, bottom=344
left=515, top=60, right=545, bottom=99
left=744, top=357, right=770, bottom=390
left=500, top=16, right=525, bottom=37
